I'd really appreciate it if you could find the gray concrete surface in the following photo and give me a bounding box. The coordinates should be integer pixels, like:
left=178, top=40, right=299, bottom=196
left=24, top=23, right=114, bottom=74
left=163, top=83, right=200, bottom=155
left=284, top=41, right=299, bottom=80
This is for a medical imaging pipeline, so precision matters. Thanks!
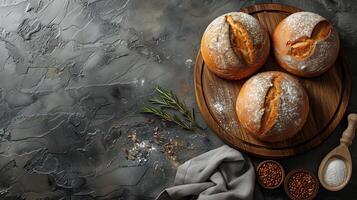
left=0, top=0, right=355, bottom=199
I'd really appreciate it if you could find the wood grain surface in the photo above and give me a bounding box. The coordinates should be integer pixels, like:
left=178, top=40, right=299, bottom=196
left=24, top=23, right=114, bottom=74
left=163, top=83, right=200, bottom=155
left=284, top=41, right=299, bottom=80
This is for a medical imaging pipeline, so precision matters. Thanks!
left=194, top=3, right=351, bottom=158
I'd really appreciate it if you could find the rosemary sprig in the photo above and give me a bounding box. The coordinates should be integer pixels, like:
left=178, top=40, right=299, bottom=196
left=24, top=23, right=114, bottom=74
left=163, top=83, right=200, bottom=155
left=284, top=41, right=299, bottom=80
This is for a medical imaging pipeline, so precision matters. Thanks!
left=141, top=106, right=192, bottom=130
left=141, top=86, right=203, bottom=130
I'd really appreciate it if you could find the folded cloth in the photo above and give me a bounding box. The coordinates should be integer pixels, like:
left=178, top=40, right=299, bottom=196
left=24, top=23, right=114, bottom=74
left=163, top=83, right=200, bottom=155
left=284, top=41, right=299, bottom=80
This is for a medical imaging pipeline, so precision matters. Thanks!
left=155, top=145, right=258, bottom=200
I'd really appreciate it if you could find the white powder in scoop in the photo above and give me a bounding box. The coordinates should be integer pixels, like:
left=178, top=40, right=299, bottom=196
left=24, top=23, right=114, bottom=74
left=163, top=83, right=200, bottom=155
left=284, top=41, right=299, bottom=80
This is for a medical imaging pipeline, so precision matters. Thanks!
left=323, top=158, right=347, bottom=186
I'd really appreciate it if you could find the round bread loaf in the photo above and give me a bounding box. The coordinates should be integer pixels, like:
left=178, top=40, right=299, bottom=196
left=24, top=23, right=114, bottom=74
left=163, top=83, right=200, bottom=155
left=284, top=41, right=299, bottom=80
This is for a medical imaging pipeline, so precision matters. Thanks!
left=273, top=12, right=339, bottom=77
left=201, top=12, right=270, bottom=80
left=236, top=71, right=309, bottom=142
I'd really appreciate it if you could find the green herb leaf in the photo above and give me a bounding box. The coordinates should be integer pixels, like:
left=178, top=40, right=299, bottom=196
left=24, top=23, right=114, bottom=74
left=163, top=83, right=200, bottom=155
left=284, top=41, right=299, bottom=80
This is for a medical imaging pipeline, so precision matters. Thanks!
left=141, top=85, right=203, bottom=131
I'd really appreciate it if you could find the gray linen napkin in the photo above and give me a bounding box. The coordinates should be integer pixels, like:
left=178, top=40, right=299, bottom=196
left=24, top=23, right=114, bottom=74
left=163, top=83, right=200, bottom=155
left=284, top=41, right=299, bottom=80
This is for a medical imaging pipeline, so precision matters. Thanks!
left=156, top=145, right=260, bottom=200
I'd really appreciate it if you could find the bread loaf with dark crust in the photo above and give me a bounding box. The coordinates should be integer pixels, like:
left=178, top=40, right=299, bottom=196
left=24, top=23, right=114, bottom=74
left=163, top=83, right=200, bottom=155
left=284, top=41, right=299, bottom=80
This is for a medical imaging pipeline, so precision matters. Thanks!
left=201, top=12, right=270, bottom=80
left=236, top=71, right=309, bottom=142
left=273, top=12, right=339, bottom=77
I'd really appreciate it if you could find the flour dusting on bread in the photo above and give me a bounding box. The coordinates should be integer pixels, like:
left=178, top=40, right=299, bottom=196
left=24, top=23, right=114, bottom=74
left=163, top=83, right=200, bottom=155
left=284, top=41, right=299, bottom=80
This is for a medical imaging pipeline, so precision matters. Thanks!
left=236, top=72, right=309, bottom=142
left=270, top=75, right=304, bottom=134
left=242, top=73, right=273, bottom=131
left=204, top=12, right=266, bottom=69
left=285, top=12, right=325, bottom=41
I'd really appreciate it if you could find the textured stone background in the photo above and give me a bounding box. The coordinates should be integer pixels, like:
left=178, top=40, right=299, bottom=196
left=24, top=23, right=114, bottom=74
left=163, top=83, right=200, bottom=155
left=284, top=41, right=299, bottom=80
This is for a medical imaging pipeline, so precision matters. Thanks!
left=0, top=0, right=355, bottom=199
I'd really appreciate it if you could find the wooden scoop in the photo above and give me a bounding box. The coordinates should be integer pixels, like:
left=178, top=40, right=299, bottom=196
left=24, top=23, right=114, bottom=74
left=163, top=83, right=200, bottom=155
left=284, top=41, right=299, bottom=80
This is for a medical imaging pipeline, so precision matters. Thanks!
left=318, top=113, right=357, bottom=191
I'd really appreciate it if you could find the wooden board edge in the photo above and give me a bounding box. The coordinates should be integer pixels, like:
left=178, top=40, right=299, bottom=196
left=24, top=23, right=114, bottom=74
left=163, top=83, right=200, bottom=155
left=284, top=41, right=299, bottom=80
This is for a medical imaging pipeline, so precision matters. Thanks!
left=193, top=3, right=352, bottom=158
left=194, top=49, right=351, bottom=158
left=239, top=3, right=302, bottom=13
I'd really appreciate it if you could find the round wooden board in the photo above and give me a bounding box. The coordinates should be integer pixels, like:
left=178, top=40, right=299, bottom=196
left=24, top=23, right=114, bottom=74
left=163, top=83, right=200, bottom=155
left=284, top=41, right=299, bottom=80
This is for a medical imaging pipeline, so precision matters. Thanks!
left=194, top=3, right=351, bottom=158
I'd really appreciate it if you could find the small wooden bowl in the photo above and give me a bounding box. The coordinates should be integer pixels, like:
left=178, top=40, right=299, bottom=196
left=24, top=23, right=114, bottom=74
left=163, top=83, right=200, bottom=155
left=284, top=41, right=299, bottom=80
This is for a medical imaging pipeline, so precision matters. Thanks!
left=256, top=160, right=285, bottom=189
left=284, top=169, right=319, bottom=200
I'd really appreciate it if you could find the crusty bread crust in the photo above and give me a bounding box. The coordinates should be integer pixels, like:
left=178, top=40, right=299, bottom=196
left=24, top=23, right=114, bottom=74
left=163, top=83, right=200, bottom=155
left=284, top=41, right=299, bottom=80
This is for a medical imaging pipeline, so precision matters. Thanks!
left=273, top=12, right=339, bottom=77
left=201, top=12, right=270, bottom=80
left=236, top=71, right=309, bottom=143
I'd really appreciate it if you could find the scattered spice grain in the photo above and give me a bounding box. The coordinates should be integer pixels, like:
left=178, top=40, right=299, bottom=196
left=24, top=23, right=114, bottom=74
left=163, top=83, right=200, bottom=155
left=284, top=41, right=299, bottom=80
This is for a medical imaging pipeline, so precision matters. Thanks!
left=286, top=170, right=318, bottom=200
left=257, top=160, right=284, bottom=188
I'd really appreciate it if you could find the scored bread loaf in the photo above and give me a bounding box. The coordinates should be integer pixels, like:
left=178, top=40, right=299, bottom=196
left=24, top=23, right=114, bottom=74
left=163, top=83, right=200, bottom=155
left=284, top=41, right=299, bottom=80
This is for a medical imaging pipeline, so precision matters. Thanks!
left=273, top=12, right=339, bottom=77
left=236, top=71, right=309, bottom=142
left=201, top=12, right=270, bottom=80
